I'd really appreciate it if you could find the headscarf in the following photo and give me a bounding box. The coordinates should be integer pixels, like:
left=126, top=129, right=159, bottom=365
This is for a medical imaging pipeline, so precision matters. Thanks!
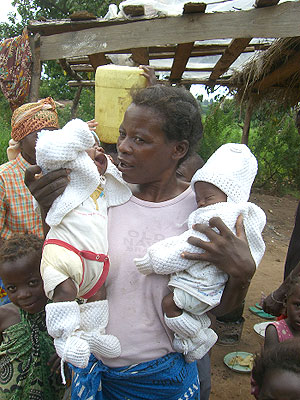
left=7, top=97, right=59, bottom=160
left=11, top=97, right=59, bottom=142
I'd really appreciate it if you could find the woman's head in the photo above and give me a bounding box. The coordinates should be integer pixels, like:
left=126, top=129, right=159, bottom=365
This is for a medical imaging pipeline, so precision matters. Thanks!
left=130, top=85, right=203, bottom=162
left=117, top=85, right=203, bottom=185
left=9, top=97, right=59, bottom=164
left=0, top=234, right=47, bottom=314
left=252, top=338, right=300, bottom=400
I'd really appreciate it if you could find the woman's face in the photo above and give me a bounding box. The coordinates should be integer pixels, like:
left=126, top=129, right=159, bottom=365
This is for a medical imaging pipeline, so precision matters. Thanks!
left=117, top=104, right=181, bottom=185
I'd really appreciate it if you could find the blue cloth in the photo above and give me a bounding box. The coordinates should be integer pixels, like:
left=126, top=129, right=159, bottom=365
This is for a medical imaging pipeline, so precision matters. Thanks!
left=70, top=352, right=200, bottom=400
left=0, top=278, right=10, bottom=306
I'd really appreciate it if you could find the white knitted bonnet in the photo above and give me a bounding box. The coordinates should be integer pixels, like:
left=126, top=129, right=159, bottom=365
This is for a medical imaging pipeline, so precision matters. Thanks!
left=191, top=143, right=258, bottom=203
left=36, top=118, right=101, bottom=226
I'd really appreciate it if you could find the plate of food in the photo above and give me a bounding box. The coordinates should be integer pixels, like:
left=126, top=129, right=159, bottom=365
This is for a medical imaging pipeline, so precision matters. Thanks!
left=253, top=321, right=271, bottom=338
left=223, top=351, right=254, bottom=373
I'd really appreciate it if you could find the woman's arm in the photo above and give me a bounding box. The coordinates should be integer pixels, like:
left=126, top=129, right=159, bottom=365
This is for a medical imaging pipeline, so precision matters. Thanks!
left=24, top=165, right=69, bottom=236
left=262, top=261, right=300, bottom=316
left=182, top=215, right=255, bottom=317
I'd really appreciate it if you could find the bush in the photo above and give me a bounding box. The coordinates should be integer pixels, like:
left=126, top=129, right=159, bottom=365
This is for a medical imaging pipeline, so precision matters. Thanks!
left=199, top=99, right=300, bottom=195
left=0, top=93, right=12, bottom=165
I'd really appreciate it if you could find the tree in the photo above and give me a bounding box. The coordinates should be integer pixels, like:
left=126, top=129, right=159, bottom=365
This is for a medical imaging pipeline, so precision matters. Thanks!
left=0, top=0, right=122, bottom=39
left=0, top=1, right=123, bottom=114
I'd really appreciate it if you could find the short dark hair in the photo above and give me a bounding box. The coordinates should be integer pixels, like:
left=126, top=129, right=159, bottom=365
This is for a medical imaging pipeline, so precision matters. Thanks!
left=286, top=275, right=300, bottom=299
left=131, top=85, right=203, bottom=163
left=252, top=338, right=300, bottom=391
left=0, top=234, right=43, bottom=264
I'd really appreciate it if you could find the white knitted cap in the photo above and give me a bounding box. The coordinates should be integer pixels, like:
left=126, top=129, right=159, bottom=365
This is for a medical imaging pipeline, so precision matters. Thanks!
left=36, top=118, right=100, bottom=226
left=191, top=143, right=257, bottom=203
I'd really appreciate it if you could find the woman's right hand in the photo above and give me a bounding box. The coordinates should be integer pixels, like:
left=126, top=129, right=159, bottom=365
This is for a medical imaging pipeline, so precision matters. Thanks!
left=24, top=165, right=69, bottom=212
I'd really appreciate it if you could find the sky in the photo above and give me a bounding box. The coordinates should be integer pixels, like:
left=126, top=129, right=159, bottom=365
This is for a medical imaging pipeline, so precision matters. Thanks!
left=0, top=1, right=19, bottom=23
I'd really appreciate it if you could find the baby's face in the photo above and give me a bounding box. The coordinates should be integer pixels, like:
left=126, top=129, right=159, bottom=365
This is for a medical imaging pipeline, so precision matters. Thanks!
left=86, top=144, right=108, bottom=176
left=194, top=181, right=227, bottom=208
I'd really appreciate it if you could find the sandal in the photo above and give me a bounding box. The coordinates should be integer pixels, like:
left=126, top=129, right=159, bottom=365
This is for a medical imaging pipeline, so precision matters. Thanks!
left=248, top=306, right=275, bottom=320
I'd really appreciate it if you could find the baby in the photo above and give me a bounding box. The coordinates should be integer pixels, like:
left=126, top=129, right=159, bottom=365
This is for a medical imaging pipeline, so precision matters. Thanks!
left=35, top=119, right=131, bottom=380
left=135, top=143, right=266, bottom=362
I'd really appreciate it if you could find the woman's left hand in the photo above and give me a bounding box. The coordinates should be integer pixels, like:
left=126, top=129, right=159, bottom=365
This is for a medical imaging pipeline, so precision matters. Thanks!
left=87, top=119, right=98, bottom=131
left=182, top=215, right=255, bottom=283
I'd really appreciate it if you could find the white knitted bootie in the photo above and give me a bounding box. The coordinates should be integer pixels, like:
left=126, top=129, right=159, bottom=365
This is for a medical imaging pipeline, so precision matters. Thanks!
left=45, top=301, right=91, bottom=369
left=79, top=300, right=121, bottom=359
left=184, top=328, right=218, bottom=363
left=164, top=311, right=209, bottom=338
left=165, top=312, right=217, bottom=362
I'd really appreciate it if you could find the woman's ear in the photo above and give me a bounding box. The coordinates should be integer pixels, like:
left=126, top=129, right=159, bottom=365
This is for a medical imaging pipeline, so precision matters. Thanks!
left=172, top=140, right=189, bottom=162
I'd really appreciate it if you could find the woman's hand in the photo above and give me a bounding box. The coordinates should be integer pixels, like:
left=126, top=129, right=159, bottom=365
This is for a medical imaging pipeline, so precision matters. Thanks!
left=182, top=215, right=256, bottom=316
left=87, top=119, right=98, bottom=131
left=139, top=65, right=158, bottom=86
left=24, top=165, right=69, bottom=212
left=262, top=290, right=285, bottom=317
left=183, top=215, right=255, bottom=283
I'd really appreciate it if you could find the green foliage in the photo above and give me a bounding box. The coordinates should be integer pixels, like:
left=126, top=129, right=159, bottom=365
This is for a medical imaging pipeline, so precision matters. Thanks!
left=199, top=99, right=300, bottom=194
left=199, top=99, right=242, bottom=161
left=249, top=105, right=300, bottom=194
left=0, top=92, right=12, bottom=165
left=56, top=88, right=95, bottom=127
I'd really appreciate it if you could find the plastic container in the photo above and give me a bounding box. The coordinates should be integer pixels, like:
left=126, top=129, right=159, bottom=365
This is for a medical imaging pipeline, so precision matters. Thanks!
left=95, top=65, right=147, bottom=144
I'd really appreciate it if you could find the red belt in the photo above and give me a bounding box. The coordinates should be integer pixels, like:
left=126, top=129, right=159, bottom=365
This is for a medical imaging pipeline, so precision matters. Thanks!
left=43, top=238, right=109, bottom=299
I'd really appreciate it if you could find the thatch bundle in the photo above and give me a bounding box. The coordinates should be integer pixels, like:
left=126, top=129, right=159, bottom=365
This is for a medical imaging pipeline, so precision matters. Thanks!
left=230, top=37, right=300, bottom=108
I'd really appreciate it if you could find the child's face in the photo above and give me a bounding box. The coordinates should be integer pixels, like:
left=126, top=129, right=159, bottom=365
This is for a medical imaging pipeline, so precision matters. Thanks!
left=194, top=181, right=227, bottom=208
left=86, top=144, right=108, bottom=175
left=286, top=284, right=300, bottom=332
left=0, top=251, right=47, bottom=314
left=259, top=368, right=300, bottom=399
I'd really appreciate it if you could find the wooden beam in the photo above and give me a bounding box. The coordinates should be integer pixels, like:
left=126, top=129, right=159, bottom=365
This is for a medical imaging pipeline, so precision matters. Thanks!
left=69, top=80, right=95, bottom=87
left=59, top=58, right=83, bottom=81
left=255, top=0, right=280, bottom=8
left=170, top=42, right=194, bottom=82
left=131, top=47, right=149, bottom=65
left=72, top=64, right=94, bottom=72
left=89, top=53, right=110, bottom=70
left=68, top=77, right=235, bottom=87
left=39, top=2, right=300, bottom=61
left=183, top=2, right=206, bottom=14
left=209, top=38, right=251, bottom=81
left=253, top=51, right=300, bottom=92
left=28, top=33, right=41, bottom=102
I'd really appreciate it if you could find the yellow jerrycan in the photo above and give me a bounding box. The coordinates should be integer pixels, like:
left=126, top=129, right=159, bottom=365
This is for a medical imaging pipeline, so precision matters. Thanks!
left=95, top=65, right=147, bottom=144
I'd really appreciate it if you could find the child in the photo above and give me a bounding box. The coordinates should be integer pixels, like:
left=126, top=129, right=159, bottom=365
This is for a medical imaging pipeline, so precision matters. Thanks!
left=0, top=234, right=65, bottom=399
left=35, top=119, right=131, bottom=377
left=251, top=338, right=300, bottom=400
left=251, top=276, right=300, bottom=398
left=264, top=276, right=300, bottom=349
left=134, top=143, right=266, bottom=362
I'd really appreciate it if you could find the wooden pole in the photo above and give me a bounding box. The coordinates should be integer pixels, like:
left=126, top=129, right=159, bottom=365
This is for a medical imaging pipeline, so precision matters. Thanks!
left=241, top=97, right=254, bottom=145
left=28, top=33, right=41, bottom=102
left=71, top=85, right=83, bottom=119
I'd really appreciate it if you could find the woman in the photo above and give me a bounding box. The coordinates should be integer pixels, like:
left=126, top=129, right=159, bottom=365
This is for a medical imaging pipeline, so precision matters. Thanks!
left=25, top=85, right=255, bottom=399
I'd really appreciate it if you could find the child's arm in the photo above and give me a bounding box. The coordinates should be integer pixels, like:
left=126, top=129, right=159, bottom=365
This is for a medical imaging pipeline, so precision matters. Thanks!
left=264, top=324, right=279, bottom=350
left=0, top=303, right=20, bottom=343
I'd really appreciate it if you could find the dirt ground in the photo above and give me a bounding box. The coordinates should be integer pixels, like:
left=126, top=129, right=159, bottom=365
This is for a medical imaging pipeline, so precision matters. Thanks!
left=210, top=190, right=299, bottom=400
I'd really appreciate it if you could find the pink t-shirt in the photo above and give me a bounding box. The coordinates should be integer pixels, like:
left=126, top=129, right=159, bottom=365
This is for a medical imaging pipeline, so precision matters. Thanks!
left=103, top=186, right=196, bottom=367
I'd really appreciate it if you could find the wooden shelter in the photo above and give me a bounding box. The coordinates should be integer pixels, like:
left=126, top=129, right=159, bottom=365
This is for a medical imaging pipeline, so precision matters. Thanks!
left=25, top=0, right=300, bottom=140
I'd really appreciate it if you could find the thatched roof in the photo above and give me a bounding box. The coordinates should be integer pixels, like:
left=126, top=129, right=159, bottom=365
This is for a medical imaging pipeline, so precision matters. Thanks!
left=229, top=37, right=300, bottom=108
